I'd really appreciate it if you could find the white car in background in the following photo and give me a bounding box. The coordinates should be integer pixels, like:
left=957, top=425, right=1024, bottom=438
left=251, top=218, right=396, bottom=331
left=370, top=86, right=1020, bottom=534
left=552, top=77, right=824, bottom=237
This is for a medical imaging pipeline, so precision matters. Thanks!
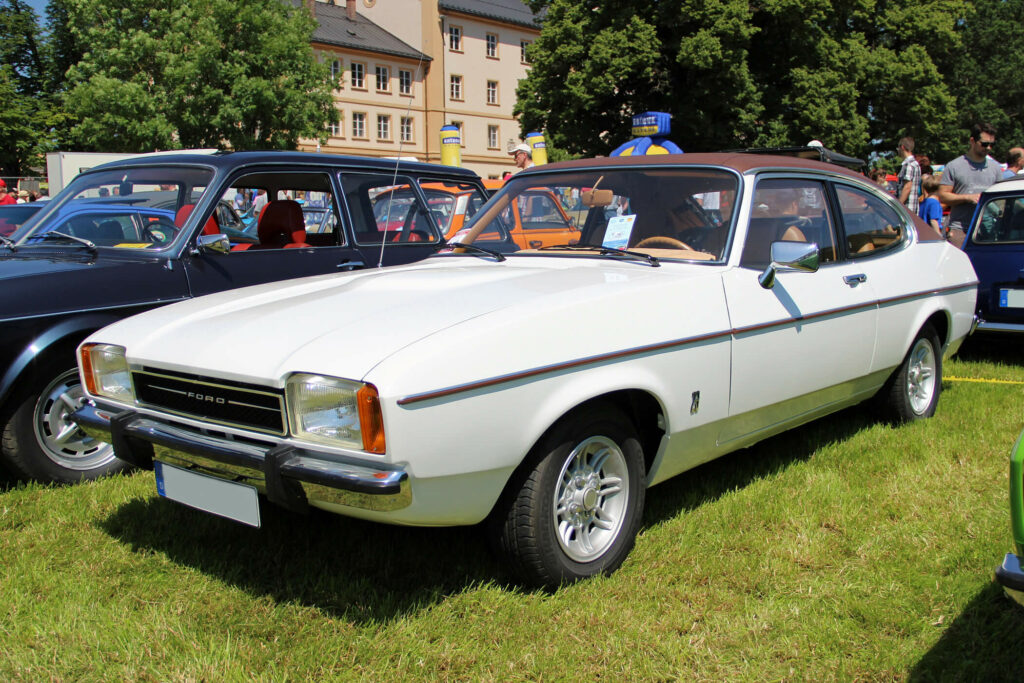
left=73, top=154, right=978, bottom=587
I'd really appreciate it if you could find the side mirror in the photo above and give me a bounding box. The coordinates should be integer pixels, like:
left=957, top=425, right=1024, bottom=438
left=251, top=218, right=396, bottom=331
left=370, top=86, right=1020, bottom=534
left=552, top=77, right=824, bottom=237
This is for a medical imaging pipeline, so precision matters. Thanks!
left=758, top=241, right=819, bottom=289
left=196, top=233, right=230, bottom=254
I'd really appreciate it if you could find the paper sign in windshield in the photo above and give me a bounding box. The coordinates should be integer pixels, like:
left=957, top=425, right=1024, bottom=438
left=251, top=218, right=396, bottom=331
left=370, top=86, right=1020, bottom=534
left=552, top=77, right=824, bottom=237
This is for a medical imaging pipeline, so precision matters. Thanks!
left=603, top=214, right=636, bottom=250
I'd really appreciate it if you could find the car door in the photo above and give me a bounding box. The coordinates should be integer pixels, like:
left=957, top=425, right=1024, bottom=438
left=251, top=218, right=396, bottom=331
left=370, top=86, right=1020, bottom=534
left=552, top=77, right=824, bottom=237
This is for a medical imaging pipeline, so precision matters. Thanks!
left=720, top=176, right=879, bottom=446
left=182, top=168, right=366, bottom=297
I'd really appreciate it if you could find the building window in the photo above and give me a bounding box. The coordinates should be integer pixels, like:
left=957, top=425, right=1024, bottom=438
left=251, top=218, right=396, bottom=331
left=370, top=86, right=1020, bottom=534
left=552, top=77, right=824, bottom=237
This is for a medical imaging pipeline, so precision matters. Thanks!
left=352, top=112, right=366, bottom=138
left=449, top=25, right=462, bottom=51
left=486, top=33, right=498, bottom=58
left=328, top=119, right=342, bottom=137
left=398, top=69, right=412, bottom=96
left=488, top=125, right=499, bottom=149
left=375, top=65, right=390, bottom=92
left=377, top=115, right=391, bottom=141
left=449, top=74, right=463, bottom=101
left=520, top=40, right=530, bottom=64
left=487, top=80, right=498, bottom=105
left=401, top=116, right=414, bottom=143
left=330, top=59, right=342, bottom=87
left=350, top=62, right=365, bottom=89
left=452, top=120, right=464, bottom=146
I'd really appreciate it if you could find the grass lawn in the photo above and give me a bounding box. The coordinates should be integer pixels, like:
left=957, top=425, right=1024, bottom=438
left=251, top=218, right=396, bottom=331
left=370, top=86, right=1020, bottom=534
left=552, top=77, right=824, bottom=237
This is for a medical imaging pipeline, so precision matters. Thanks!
left=2, top=336, right=1023, bottom=681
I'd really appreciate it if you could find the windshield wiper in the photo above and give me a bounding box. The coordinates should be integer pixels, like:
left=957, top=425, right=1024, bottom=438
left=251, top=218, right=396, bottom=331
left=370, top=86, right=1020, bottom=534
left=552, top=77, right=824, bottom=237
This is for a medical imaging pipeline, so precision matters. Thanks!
left=433, top=241, right=506, bottom=262
left=0, top=234, right=16, bottom=251
left=31, top=231, right=99, bottom=254
left=537, top=244, right=660, bottom=267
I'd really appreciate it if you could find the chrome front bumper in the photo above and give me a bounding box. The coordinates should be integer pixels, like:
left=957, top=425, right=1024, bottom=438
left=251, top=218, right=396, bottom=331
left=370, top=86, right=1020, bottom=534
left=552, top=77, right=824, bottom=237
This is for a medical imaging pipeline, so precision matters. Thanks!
left=996, top=553, right=1024, bottom=607
left=974, top=316, right=1024, bottom=334
left=72, top=403, right=410, bottom=513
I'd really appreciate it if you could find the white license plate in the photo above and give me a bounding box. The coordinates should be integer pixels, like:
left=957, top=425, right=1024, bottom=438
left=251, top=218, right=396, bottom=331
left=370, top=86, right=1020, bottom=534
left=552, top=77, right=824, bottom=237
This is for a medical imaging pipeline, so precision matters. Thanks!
left=1000, top=289, right=1024, bottom=309
left=155, top=461, right=261, bottom=527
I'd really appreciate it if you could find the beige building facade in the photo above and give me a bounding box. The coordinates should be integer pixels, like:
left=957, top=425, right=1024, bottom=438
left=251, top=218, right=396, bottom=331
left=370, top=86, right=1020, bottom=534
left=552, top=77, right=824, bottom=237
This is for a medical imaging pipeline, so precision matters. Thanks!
left=301, top=0, right=541, bottom=179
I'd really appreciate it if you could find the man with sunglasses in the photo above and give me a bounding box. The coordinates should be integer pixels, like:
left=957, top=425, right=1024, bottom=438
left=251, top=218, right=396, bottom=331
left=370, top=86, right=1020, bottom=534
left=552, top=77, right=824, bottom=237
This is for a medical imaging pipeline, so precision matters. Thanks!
left=937, top=122, right=1002, bottom=243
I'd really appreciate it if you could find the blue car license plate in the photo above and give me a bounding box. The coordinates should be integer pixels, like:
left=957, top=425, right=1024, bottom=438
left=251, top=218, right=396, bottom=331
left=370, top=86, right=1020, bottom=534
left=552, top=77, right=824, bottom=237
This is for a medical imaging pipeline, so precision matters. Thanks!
left=155, top=460, right=261, bottom=527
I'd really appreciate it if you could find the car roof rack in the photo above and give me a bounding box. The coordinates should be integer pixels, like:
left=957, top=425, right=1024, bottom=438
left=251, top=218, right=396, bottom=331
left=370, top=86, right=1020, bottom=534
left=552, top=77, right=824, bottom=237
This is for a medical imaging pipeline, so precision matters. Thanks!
left=721, top=145, right=865, bottom=171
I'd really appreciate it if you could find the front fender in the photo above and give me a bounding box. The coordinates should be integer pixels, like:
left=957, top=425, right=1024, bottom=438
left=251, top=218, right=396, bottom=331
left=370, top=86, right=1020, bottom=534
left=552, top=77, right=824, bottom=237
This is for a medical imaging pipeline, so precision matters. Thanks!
left=0, top=313, right=127, bottom=408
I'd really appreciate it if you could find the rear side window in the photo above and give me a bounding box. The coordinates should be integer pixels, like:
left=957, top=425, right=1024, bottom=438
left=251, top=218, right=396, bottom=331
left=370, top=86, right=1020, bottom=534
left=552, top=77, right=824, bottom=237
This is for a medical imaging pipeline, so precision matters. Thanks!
left=970, top=196, right=1024, bottom=243
left=834, top=184, right=904, bottom=256
left=340, top=173, right=441, bottom=245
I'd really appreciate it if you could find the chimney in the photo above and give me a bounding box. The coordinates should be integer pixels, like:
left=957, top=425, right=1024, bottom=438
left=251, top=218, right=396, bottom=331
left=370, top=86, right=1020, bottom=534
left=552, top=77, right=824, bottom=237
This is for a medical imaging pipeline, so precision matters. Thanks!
left=346, top=0, right=355, bottom=20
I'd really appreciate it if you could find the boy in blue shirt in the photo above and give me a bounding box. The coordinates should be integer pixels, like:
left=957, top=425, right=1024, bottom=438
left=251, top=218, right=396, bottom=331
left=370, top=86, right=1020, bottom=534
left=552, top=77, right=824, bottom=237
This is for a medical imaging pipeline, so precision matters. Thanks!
left=918, top=176, right=943, bottom=233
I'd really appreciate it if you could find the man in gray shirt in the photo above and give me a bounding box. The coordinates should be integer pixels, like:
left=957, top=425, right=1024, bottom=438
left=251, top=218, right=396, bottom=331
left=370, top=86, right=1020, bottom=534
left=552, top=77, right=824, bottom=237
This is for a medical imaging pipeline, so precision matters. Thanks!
left=937, top=122, right=1003, bottom=241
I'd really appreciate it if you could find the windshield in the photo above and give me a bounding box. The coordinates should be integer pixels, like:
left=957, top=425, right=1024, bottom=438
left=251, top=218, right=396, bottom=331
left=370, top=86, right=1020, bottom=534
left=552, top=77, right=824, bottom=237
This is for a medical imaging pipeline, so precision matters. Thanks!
left=970, top=195, right=1024, bottom=244
left=459, top=167, right=738, bottom=260
left=12, top=166, right=214, bottom=249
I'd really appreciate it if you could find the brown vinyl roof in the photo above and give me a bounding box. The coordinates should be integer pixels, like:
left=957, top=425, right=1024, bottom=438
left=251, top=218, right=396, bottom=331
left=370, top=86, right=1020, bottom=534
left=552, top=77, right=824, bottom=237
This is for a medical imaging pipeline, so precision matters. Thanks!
left=530, top=153, right=868, bottom=180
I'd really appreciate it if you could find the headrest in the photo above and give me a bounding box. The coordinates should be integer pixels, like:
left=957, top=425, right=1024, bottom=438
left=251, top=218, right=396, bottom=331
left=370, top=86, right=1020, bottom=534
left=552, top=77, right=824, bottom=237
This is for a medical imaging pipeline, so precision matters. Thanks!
left=258, top=200, right=305, bottom=244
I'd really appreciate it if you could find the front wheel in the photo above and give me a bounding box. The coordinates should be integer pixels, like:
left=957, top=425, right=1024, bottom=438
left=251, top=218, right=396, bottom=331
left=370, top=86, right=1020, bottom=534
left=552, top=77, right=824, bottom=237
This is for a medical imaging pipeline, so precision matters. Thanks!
left=1, top=367, right=128, bottom=483
left=491, top=403, right=646, bottom=587
left=878, top=324, right=942, bottom=422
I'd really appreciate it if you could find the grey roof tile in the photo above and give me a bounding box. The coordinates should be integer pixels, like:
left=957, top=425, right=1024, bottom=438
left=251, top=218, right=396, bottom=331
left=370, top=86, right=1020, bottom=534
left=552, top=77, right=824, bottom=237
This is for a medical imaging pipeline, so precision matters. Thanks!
left=439, top=0, right=542, bottom=29
left=312, top=3, right=431, bottom=61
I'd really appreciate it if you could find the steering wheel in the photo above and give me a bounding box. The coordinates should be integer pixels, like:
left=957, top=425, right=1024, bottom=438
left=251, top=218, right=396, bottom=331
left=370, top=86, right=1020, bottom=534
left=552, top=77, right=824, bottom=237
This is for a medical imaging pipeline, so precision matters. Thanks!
left=634, top=236, right=694, bottom=251
left=142, top=218, right=180, bottom=245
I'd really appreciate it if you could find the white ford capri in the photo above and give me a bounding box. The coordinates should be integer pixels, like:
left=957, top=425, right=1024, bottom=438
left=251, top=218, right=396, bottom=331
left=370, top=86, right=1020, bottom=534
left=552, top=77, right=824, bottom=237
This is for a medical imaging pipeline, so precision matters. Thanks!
left=73, top=154, right=978, bottom=587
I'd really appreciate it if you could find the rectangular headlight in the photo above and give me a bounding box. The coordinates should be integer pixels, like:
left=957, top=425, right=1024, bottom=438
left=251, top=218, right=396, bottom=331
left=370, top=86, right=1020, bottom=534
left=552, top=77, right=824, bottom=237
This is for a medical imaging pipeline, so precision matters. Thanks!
left=79, top=343, right=134, bottom=403
left=286, top=374, right=385, bottom=453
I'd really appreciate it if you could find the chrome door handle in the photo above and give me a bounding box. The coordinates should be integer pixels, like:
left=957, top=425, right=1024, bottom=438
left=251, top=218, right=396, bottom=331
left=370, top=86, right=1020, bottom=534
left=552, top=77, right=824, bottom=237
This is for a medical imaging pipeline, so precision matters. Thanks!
left=844, top=273, right=867, bottom=286
left=337, top=260, right=365, bottom=271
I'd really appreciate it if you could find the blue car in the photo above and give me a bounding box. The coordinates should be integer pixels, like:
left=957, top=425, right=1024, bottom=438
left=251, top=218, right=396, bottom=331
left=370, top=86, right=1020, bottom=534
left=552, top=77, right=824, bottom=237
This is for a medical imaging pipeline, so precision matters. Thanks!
left=962, top=176, right=1024, bottom=333
left=0, top=151, right=488, bottom=484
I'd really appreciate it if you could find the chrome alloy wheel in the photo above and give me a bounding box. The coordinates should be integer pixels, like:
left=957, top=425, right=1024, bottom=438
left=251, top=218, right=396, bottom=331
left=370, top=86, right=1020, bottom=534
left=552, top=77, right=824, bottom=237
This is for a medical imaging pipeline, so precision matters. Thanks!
left=32, top=369, right=115, bottom=470
left=553, top=435, right=630, bottom=563
left=906, top=337, right=937, bottom=415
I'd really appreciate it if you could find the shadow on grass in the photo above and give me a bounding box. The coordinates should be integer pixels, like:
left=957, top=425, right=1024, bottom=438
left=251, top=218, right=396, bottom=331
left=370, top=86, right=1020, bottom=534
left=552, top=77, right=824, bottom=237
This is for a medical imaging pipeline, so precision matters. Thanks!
left=908, top=582, right=1024, bottom=681
left=956, top=334, right=1024, bottom=367
left=100, top=495, right=507, bottom=623
left=98, top=405, right=878, bottom=621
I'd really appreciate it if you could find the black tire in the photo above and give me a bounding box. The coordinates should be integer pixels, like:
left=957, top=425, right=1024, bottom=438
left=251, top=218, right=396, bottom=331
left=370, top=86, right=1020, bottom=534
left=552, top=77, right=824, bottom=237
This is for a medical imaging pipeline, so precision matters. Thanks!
left=491, top=403, right=646, bottom=587
left=1, top=367, right=129, bottom=483
left=877, top=324, right=942, bottom=423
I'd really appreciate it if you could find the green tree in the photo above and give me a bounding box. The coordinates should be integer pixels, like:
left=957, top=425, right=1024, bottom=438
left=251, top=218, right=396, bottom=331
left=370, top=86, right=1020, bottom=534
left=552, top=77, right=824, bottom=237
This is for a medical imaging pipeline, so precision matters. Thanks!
left=63, top=0, right=337, bottom=152
left=948, top=0, right=1024, bottom=163
left=517, top=0, right=966, bottom=161
left=0, top=0, right=55, bottom=177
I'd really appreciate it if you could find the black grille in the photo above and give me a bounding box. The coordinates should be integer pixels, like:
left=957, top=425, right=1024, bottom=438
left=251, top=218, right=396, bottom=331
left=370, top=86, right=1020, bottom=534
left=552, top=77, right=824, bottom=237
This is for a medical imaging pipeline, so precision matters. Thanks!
left=133, top=369, right=285, bottom=435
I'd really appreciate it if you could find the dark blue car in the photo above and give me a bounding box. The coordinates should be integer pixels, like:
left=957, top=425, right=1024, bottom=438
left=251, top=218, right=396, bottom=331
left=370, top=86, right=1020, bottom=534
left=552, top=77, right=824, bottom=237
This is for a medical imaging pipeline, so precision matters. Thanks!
left=0, top=151, right=488, bottom=483
left=962, top=176, right=1024, bottom=333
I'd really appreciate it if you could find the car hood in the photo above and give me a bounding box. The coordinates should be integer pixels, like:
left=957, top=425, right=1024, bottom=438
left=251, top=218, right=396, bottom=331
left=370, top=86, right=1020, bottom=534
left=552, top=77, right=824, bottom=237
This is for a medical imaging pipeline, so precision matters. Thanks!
left=98, top=256, right=723, bottom=386
left=0, top=249, right=180, bottom=320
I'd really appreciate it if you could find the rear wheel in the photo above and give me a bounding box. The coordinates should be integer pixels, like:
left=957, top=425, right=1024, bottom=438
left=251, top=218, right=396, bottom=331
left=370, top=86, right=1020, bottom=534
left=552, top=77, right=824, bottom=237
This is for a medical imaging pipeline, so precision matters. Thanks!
left=1, top=367, right=127, bottom=483
left=492, top=403, right=646, bottom=587
left=878, top=324, right=942, bottom=422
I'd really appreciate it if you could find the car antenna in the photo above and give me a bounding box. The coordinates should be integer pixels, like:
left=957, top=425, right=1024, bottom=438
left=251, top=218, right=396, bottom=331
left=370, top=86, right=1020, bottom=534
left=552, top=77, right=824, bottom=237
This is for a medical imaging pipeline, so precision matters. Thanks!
left=378, top=52, right=427, bottom=268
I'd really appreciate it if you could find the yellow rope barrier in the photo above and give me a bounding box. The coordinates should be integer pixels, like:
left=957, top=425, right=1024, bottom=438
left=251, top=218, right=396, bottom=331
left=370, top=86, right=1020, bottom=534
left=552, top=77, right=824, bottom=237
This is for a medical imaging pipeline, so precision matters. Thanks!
left=946, top=376, right=1024, bottom=386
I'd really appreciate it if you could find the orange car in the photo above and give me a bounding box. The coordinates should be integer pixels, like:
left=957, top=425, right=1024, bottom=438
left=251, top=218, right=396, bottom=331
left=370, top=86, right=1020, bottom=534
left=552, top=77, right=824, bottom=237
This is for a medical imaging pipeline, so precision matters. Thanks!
left=478, top=179, right=581, bottom=249
left=382, top=180, right=580, bottom=249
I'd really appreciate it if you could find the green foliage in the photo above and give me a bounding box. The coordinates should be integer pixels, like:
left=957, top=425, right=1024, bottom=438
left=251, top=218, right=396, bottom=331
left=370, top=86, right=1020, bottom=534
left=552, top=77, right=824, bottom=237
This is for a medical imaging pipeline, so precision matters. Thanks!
left=0, top=0, right=56, bottom=176
left=62, top=0, right=337, bottom=152
left=949, top=0, right=1024, bottom=162
left=518, top=0, right=976, bottom=163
